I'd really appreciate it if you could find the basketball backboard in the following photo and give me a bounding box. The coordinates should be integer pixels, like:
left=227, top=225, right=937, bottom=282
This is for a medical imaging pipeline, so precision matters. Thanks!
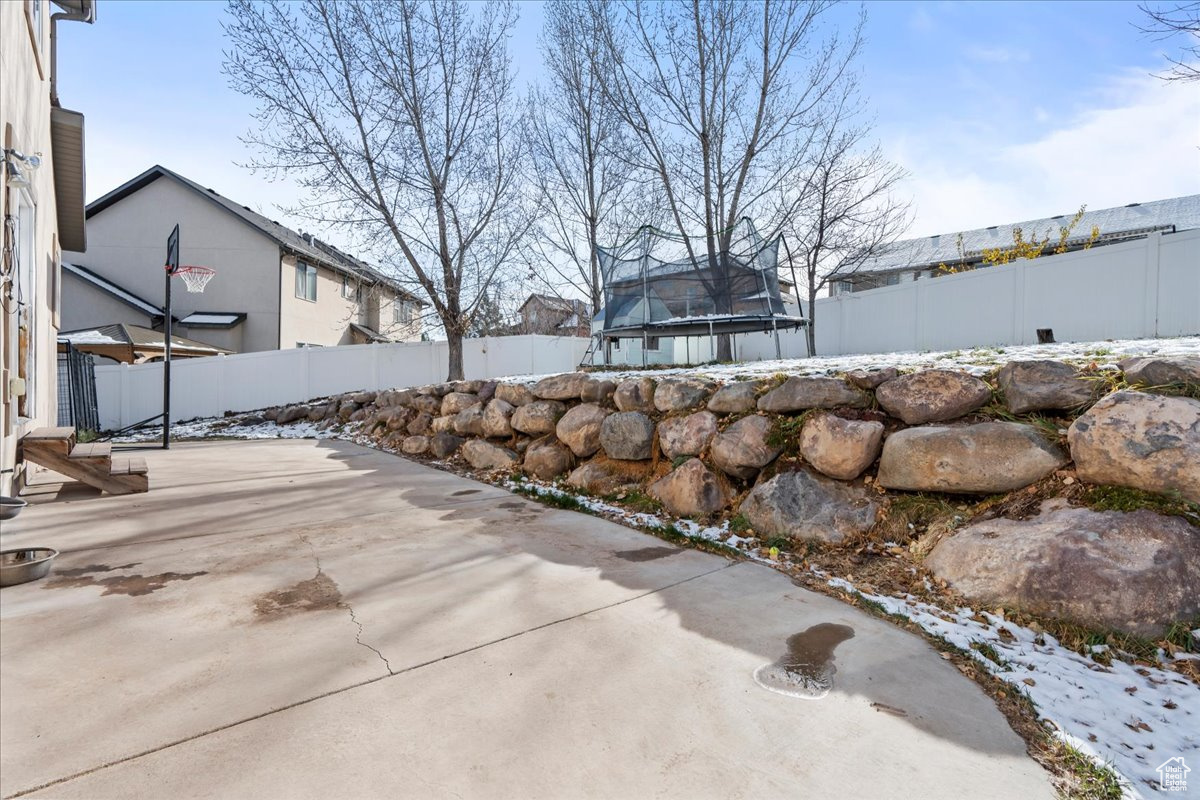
left=166, top=224, right=180, bottom=274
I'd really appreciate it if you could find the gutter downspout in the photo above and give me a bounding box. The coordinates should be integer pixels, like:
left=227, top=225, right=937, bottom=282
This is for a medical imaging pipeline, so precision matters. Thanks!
left=50, top=0, right=97, bottom=107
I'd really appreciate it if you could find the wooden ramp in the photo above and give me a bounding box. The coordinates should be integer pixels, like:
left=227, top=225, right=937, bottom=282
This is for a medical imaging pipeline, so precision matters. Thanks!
left=20, top=428, right=148, bottom=495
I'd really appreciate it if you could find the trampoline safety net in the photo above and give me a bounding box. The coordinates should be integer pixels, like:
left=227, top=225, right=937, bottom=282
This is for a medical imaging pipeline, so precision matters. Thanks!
left=596, top=218, right=791, bottom=334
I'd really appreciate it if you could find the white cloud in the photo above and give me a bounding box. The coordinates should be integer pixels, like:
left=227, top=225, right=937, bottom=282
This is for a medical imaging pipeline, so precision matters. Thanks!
left=893, top=70, right=1200, bottom=237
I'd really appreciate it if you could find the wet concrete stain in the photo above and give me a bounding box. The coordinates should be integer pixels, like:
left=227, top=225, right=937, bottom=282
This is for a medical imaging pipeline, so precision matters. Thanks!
left=451, top=489, right=482, bottom=496
left=52, top=563, right=141, bottom=578
left=45, top=569, right=207, bottom=597
left=612, top=547, right=680, bottom=562
left=497, top=501, right=526, bottom=510
left=254, top=573, right=342, bottom=619
left=753, top=623, right=855, bottom=700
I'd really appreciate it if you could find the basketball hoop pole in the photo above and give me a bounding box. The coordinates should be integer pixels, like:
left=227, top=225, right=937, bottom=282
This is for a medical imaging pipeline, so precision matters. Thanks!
left=163, top=224, right=180, bottom=450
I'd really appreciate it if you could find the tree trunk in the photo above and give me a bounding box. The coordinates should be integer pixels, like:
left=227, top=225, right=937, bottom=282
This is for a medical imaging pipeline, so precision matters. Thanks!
left=716, top=333, right=733, bottom=361
left=446, top=329, right=465, bottom=381
left=805, top=286, right=817, bottom=357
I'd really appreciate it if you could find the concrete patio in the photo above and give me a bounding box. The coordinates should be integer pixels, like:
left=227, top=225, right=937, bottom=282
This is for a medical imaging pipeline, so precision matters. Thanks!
left=0, top=439, right=1054, bottom=799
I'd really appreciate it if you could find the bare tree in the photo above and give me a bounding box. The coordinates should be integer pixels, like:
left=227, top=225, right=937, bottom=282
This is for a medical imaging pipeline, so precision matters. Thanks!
left=590, top=0, right=863, bottom=360
left=784, top=112, right=910, bottom=356
left=1139, top=2, right=1200, bottom=82
left=224, top=0, right=530, bottom=380
left=520, top=0, right=651, bottom=318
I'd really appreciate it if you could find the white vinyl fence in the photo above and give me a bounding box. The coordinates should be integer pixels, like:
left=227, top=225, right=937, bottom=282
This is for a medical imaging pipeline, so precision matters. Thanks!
left=586, top=228, right=1199, bottom=366
left=811, top=228, right=1199, bottom=356
left=95, top=335, right=591, bottom=431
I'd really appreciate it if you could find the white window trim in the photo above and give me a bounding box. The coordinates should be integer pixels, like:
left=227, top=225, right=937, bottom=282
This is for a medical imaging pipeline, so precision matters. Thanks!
left=295, top=261, right=317, bottom=302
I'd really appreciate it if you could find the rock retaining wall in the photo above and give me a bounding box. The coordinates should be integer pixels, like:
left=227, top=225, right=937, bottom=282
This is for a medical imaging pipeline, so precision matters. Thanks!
left=247, top=356, right=1200, bottom=635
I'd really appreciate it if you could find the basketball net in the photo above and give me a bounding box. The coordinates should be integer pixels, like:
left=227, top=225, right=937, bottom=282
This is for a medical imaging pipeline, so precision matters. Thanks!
left=175, top=266, right=215, bottom=293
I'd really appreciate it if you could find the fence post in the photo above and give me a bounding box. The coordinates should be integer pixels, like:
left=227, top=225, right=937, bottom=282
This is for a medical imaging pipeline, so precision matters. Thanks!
left=1144, top=232, right=1162, bottom=337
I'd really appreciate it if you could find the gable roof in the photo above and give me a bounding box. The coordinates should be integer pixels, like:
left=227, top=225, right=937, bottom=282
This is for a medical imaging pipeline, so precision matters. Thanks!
left=86, top=165, right=425, bottom=305
left=59, top=323, right=231, bottom=362
left=519, top=293, right=587, bottom=314
left=63, top=262, right=162, bottom=316
left=830, top=194, right=1200, bottom=279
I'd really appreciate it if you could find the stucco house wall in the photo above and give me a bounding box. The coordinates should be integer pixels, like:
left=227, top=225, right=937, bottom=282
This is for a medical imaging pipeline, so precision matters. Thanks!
left=63, top=176, right=282, bottom=352
left=1, top=0, right=70, bottom=494
left=59, top=273, right=152, bottom=331
left=279, top=253, right=363, bottom=348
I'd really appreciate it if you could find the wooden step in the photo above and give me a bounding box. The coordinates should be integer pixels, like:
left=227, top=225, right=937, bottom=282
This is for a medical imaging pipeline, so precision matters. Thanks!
left=20, top=427, right=77, bottom=456
left=69, top=442, right=112, bottom=460
left=20, top=429, right=148, bottom=495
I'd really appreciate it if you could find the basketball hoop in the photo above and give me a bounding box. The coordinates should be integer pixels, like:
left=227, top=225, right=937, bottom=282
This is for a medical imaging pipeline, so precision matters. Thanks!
left=173, top=265, right=215, bottom=294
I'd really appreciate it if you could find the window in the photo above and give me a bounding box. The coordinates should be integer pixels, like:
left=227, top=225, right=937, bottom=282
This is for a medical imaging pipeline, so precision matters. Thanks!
left=341, top=275, right=362, bottom=302
left=295, top=262, right=317, bottom=301
left=611, top=338, right=621, bottom=351
left=393, top=299, right=413, bottom=325
left=11, top=191, right=38, bottom=417
left=645, top=336, right=661, bottom=350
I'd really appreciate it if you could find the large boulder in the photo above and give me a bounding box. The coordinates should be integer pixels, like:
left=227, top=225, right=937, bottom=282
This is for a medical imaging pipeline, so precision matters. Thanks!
left=441, top=392, right=479, bottom=416
left=533, top=372, right=590, bottom=401
left=707, top=381, right=762, bottom=414
left=710, top=415, right=783, bottom=480
left=407, top=412, right=433, bottom=436
left=1068, top=391, right=1200, bottom=503
left=495, top=382, right=535, bottom=407
left=276, top=405, right=309, bottom=425
left=523, top=438, right=574, bottom=480
left=386, top=408, right=413, bottom=431
left=450, top=380, right=484, bottom=394
left=648, top=459, right=728, bottom=518
left=846, top=367, right=898, bottom=390
left=511, top=400, right=567, bottom=436
left=581, top=378, right=617, bottom=405
left=429, top=433, right=464, bottom=459
left=556, top=403, right=611, bottom=458
left=401, top=435, right=430, bottom=455
left=566, top=458, right=653, bottom=495
left=799, top=413, right=884, bottom=481
left=614, top=377, right=656, bottom=413
left=462, top=439, right=519, bottom=470
left=307, top=405, right=329, bottom=423
left=477, top=381, right=498, bottom=404
left=392, top=389, right=418, bottom=408
left=351, top=391, right=377, bottom=405
left=453, top=404, right=485, bottom=436
left=875, top=370, right=991, bottom=424
left=926, top=501, right=1200, bottom=637
left=877, top=422, right=1069, bottom=493
left=658, top=411, right=719, bottom=460
left=996, top=360, right=1095, bottom=414
left=411, top=394, right=442, bottom=416
left=600, top=412, right=656, bottom=461
left=430, top=414, right=456, bottom=434
left=757, top=377, right=869, bottom=413
left=336, top=401, right=360, bottom=422
left=1119, top=356, right=1200, bottom=388
left=741, top=469, right=882, bottom=544
left=481, top=398, right=515, bottom=438
left=654, top=378, right=715, bottom=413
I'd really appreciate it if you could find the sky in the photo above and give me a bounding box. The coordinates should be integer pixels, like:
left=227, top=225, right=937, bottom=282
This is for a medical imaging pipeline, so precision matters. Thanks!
left=56, top=0, right=1199, bottom=254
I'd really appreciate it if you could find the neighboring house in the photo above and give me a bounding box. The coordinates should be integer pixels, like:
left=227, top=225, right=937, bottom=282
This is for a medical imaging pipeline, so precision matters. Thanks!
left=2, top=0, right=95, bottom=495
left=826, top=195, right=1200, bottom=295
left=517, top=294, right=591, bottom=337
left=59, top=323, right=231, bottom=364
left=61, top=165, right=426, bottom=354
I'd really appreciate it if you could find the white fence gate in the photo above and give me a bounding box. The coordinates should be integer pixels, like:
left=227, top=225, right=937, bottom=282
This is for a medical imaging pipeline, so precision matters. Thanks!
left=94, top=335, right=591, bottom=431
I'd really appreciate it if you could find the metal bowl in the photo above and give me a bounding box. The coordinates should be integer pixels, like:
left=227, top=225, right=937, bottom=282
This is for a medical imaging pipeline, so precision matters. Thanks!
left=0, top=548, right=59, bottom=587
left=0, top=496, right=28, bottom=522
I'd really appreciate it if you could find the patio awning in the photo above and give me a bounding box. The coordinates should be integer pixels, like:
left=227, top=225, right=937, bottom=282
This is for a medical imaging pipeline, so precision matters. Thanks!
left=58, top=323, right=232, bottom=363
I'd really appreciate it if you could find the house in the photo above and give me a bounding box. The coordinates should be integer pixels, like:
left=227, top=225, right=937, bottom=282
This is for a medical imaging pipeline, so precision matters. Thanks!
left=60, top=165, right=426, bottom=354
left=517, top=294, right=591, bottom=337
left=59, top=323, right=232, bottom=364
left=2, top=0, right=96, bottom=495
left=826, top=195, right=1200, bottom=295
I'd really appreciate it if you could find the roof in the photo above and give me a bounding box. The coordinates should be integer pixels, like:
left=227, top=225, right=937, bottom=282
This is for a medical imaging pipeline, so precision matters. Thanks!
left=63, top=262, right=161, bottom=316
left=518, top=294, right=586, bottom=314
left=86, top=165, right=426, bottom=305
left=830, top=194, right=1200, bottom=278
left=348, top=322, right=392, bottom=343
left=178, top=312, right=246, bottom=329
left=59, top=323, right=231, bottom=362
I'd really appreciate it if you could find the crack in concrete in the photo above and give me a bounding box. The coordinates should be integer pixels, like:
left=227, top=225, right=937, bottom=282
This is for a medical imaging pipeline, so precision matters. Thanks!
left=296, top=532, right=394, bottom=676
left=3, top=560, right=736, bottom=800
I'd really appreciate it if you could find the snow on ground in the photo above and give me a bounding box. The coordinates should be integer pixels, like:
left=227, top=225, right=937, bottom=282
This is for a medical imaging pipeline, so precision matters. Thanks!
left=507, top=335, right=1200, bottom=384
left=501, top=477, right=1198, bottom=800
